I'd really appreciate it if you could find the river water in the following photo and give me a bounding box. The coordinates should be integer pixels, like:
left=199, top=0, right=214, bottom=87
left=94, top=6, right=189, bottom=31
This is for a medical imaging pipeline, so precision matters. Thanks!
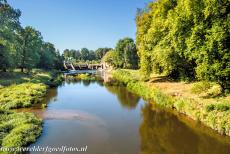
left=24, top=77, right=230, bottom=154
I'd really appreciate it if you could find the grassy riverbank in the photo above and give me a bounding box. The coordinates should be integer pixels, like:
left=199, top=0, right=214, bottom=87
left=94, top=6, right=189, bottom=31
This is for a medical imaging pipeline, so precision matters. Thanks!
left=0, top=69, right=63, bottom=109
left=0, top=110, right=42, bottom=152
left=0, top=69, right=62, bottom=151
left=112, top=69, right=230, bottom=136
left=0, top=69, right=62, bottom=87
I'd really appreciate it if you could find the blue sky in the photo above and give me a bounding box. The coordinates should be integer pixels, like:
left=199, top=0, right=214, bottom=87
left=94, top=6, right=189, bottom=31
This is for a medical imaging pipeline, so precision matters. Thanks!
left=8, top=0, right=151, bottom=52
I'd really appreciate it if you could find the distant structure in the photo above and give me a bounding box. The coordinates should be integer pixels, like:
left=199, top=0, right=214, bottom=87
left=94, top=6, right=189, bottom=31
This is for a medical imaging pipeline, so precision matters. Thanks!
left=63, top=61, right=104, bottom=71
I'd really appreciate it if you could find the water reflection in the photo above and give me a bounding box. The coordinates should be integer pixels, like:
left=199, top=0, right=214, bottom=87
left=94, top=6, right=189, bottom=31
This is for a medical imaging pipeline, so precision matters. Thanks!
left=105, top=86, right=140, bottom=109
left=42, top=88, right=58, bottom=104
left=140, top=103, right=230, bottom=154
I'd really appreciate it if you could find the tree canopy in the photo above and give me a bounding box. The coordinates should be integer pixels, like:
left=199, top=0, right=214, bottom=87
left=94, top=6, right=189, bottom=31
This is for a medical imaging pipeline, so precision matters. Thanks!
left=0, top=0, right=64, bottom=72
left=136, top=0, right=229, bottom=88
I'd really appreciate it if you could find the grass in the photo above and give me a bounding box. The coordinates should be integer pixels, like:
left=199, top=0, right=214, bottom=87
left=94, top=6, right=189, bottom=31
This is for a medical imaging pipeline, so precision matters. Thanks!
left=0, top=109, right=42, bottom=153
left=0, top=69, right=63, bottom=87
left=0, top=83, right=47, bottom=110
left=0, top=69, right=63, bottom=110
left=0, top=69, right=63, bottom=151
left=112, top=69, right=230, bottom=136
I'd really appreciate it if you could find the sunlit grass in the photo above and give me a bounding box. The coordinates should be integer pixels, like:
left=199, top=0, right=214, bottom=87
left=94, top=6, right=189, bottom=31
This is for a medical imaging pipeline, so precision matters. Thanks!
left=0, top=109, right=42, bottom=151
left=0, top=83, right=47, bottom=110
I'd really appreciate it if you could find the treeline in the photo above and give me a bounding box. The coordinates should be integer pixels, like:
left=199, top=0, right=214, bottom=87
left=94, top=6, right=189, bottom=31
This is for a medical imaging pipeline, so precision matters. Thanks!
left=63, top=39, right=139, bottom=69
left=103, top=37, right=139, bottom=69
left=0, top=0, right=64, bottom=72
left=63, top=47, right=111, bottom=61
left=136, top=0, right=229, bottom=88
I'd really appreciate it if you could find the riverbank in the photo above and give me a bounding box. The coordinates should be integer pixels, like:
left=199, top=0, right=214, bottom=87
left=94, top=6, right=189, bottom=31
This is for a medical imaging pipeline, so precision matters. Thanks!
left=0, top=69, right=63, bottom=152
left=112, top=69, right=230, bottom=136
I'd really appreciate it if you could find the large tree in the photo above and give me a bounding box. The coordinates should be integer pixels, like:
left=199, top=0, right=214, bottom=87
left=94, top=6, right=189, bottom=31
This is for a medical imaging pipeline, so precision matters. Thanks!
left=0, top=0, right=21, bottom=71
left=115, top=38, right=139, bottom=69
left=38, top=42, right=56, bottom=69
left=17, top=26, right=43, bottom=72
left=80, top=48, right=90, bottom=61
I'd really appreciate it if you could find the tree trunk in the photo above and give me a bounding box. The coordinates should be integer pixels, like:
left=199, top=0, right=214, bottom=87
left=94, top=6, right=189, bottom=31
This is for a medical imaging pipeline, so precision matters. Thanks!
left=21, top=67, right=24, bottom=72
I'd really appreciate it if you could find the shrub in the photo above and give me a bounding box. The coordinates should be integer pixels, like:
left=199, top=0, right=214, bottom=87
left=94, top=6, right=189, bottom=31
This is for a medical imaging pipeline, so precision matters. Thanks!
left=191, top=82, right=222, bottom=97
left=207, top=85, right=222, bottom=97
left=191, top=82, right=211, bottom=94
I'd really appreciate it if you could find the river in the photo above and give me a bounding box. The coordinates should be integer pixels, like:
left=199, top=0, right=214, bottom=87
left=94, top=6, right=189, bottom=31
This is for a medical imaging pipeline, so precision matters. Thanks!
left=22, top=75, right=230, bottom=154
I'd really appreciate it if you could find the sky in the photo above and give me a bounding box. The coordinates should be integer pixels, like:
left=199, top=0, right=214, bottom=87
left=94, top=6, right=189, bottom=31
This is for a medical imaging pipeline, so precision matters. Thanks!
left=8, top=0, right=151, bottom=52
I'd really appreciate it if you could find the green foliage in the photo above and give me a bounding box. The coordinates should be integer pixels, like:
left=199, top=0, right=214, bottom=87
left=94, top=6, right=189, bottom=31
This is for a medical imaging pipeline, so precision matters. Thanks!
left=102, top=38, right=139, bottom=69
left=95, top=48, right=112, bottom=60
left=102, top=50, right=115, bottom=67
left=207, top=84, right=222, bottom=97
left=0, top=1, right=64, bottom=72
left=30, top=70, right=63, bottom=87
left=115, top=38, right=139, bottom=69
left=37, top=42, right=63, bottom=70
left=0, top=83, right=46, bottom=109
left=191, top=82, right=212, bottom=94
left=191, top=81, right=222, bottom=97
left=64, top=47, right=112, bottom=63
left=136, top=0, right=229, bottom=88
left=0, top=0, right=21, bottom=71
left=17, top=26, right=42, bottom=72
left=0, top=110, right=42, bottom=151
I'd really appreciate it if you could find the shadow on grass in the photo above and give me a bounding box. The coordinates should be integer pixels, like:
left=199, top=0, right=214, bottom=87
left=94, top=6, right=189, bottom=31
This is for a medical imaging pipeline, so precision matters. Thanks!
left=0, top=71, right=31, bottom=86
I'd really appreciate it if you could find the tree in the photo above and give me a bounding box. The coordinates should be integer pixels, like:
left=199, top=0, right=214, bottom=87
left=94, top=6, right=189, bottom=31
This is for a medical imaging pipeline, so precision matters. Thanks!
left=95, top=48, right=112, bottom=60
left=80, top=48, right=90, bottom=61
left=54, top=49, right=64, bottom=70
left=38, top=42, right=56, bottom=69
left=88, top=50, right=96, bottom=61
left=17, top=26, right=43, bottom=72
left=63, top=49, right=71, bottom=59
left=115, top=38, right=139, bottom=69
left=72, top=49, right=81, bottom=60
left=0, top=0, right=21, bottom=71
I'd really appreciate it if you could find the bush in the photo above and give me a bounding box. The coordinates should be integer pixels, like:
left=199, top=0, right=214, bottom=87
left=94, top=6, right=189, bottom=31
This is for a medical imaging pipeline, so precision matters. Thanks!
left=207, top=85, right=222, bottom=97
left=191, top=82, right=211, bottom=94
left=191, top=82, right=222, bottom=97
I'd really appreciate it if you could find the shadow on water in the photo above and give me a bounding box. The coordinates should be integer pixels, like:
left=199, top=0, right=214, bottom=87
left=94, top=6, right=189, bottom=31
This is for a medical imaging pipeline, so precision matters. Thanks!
left=140, top=103, right=230, bottom=154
